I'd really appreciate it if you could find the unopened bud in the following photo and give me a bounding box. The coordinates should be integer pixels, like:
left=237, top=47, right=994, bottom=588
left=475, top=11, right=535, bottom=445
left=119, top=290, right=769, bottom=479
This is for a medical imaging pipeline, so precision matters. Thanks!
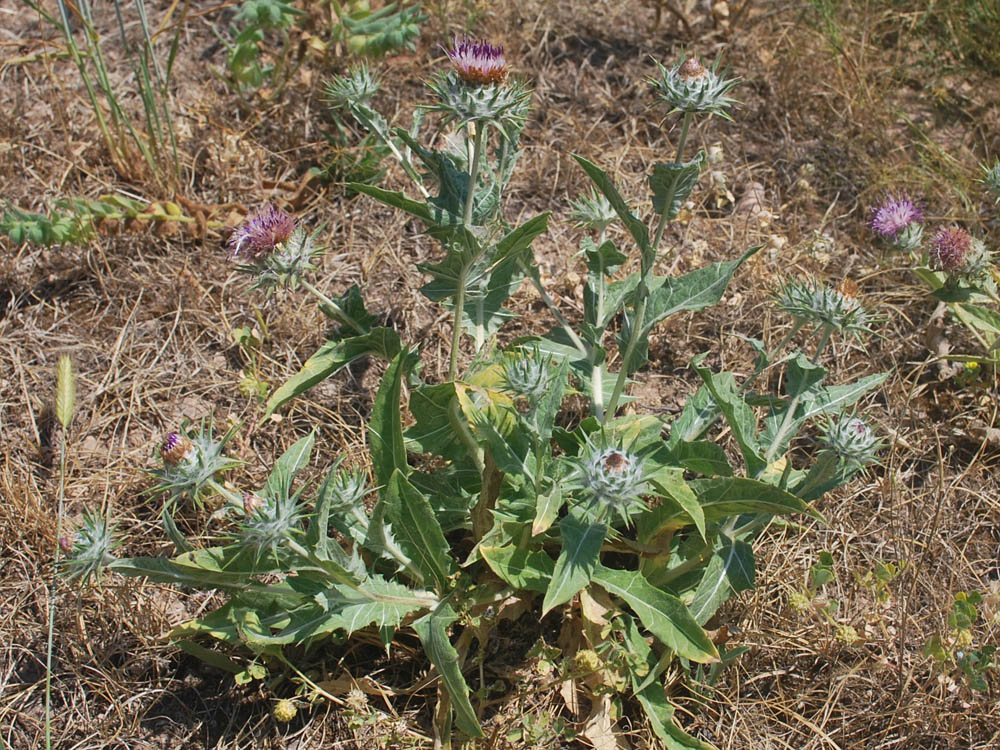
left=161, top=432, right=194, bottom=466
left=678, top=57, right=707, bottom=80
left=242, top=491, right=265, bottom=515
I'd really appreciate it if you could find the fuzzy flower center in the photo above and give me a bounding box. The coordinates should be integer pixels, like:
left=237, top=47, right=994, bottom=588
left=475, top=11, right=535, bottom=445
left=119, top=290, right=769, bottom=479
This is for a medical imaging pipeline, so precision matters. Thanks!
left=445, top=38, right=508, bottom=86
left=869, top=195, right=922, bottom=237
left=227, top=204, right=297, bottom=259
left=930, top=226, right=971, bottom=271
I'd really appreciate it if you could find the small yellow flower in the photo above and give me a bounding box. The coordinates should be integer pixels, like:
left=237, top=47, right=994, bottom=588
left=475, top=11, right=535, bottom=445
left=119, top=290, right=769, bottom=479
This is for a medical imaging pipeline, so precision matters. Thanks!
left=572, top=649, right=602, bottom=674
left=954, top=628, right=974, bottom=649
left=834, top=624, right=860, bottom=645
left=788, top=591, right=811, bottom=613
left=273, top=699, right=298, bottom=723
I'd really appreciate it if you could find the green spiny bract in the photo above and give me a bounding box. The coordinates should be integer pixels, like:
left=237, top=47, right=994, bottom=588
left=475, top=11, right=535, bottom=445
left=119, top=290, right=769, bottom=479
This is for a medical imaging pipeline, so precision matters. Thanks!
left=819, top=416, right=882, bottom=469
left=424, top=72, right=532, bottom=130
left=60, top=510, right=118, bottom=583
left=773, top=278, right=873, bottom=337
left=147, top=422, right=241, bottom=505
left=649, top=55, right=740, bottom=119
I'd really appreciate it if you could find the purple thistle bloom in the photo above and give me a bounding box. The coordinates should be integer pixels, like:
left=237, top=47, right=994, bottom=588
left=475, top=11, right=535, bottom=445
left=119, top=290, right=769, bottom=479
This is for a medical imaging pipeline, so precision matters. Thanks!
left=227, top=204, right=297, bottom=259
left=929, top=226, right=972, bottom=271
left=161, top=432, right=193, bottom=466
left=445, top=38, right=508, bottom=86
left=869, top=194, right=922, bottom=238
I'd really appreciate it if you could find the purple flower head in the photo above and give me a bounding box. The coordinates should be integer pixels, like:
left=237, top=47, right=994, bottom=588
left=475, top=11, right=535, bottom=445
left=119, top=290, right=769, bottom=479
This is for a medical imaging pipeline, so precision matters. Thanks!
left=869, top=194, right=922, bottom=238
left=227, top=204, right=297, bottom=259
left=930, top=226, right=971, bottom=271
left=445, top=38, right=508, bottom=86
left=161, top=432, right=193, bottom=466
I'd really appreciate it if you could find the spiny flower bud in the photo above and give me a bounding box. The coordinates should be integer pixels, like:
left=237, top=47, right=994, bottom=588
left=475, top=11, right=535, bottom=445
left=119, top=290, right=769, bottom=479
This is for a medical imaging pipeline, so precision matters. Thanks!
left=161, top=432, right=194, bottom=466
left=649, top=55, right=739, bottom=119
left=820, top=417, right=881, bottom=467
left=568, top=441, right=648, bottom=524
left=60, top=510, right=118, bottom=583
left=240, top=227, right=322, bottom=291
left=958, top=237, right=994, bottom=281
left=502, top=351, right=552, bottom=403
left=891, top=221, right=924, bottom=253
left=929, top=226, right=971, bottom=272
left=980, top=158, right=1000, bottom=203
left=148, top=421, right=241, bottom=504
left=569, top=189, right=617, bottom=233
left=773, top=278, right=873, bottom=337
left=227, top=204, right=296, bottom=260
left=445, top=38, right=508, bottom=86
left=324, top=63, right=381, bottom=110
left=238, top=490, right=303, bottom=558
left=869, top=194, right=922, bottom=238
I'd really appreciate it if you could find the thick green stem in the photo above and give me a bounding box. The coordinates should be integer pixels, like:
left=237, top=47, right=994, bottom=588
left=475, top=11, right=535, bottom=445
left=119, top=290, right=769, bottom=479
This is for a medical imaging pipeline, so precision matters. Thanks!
left=603, top=113, right=695, bottom=421
left=648, top=111, right=694, bottom=266
left=448, top=267, right=467, bottom=381
left=762, top=325, right=835, bottom=467
left=604, top=296, right=647, bottom=420
left=300, top=278, right=367, bottom=336
left=463, top=122, right=487, bottom=227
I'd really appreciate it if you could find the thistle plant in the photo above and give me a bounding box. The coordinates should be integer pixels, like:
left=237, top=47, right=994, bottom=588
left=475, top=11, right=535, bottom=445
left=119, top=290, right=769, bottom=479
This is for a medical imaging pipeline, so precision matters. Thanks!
left=82, top=44, right=890, bottom=749
left=870, top=184, right=999, bottom=367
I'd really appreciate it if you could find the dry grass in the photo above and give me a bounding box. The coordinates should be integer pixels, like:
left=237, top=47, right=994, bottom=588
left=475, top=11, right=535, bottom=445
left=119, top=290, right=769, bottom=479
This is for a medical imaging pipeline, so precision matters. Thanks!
left=2, top=0, right=999, bottom=747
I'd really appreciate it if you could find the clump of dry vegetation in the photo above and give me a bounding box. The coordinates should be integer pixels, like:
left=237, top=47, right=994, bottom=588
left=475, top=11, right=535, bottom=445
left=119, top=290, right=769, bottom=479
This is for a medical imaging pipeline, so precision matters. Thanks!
left=2, top=1, right=999, bottom=748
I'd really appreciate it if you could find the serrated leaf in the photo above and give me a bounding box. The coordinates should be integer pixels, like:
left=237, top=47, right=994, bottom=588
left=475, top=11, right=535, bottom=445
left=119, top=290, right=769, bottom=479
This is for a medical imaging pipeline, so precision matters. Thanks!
left=480, top=544, right=555, bottom=592
left=691, top=359, right=765, bottom=475
left=642, top=246, right=760, bottom=335
left=262, top=328, right=401, bottom=419
left=542, top=517, right=606, bottom=615
left=265, top=431, right=315, bottom=501
left=649, top=151, right=705, bottom=219
left=370, top=349, right=414, bottom=489
left=688, top=534, right=755, bottom=625
left=413, top=604, right=484, bottom=738
left=573, top=154, right=650, bottom=253
left=382, top=470, right=455, bottom=592
left=592, top=565, right=718, bottom=663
